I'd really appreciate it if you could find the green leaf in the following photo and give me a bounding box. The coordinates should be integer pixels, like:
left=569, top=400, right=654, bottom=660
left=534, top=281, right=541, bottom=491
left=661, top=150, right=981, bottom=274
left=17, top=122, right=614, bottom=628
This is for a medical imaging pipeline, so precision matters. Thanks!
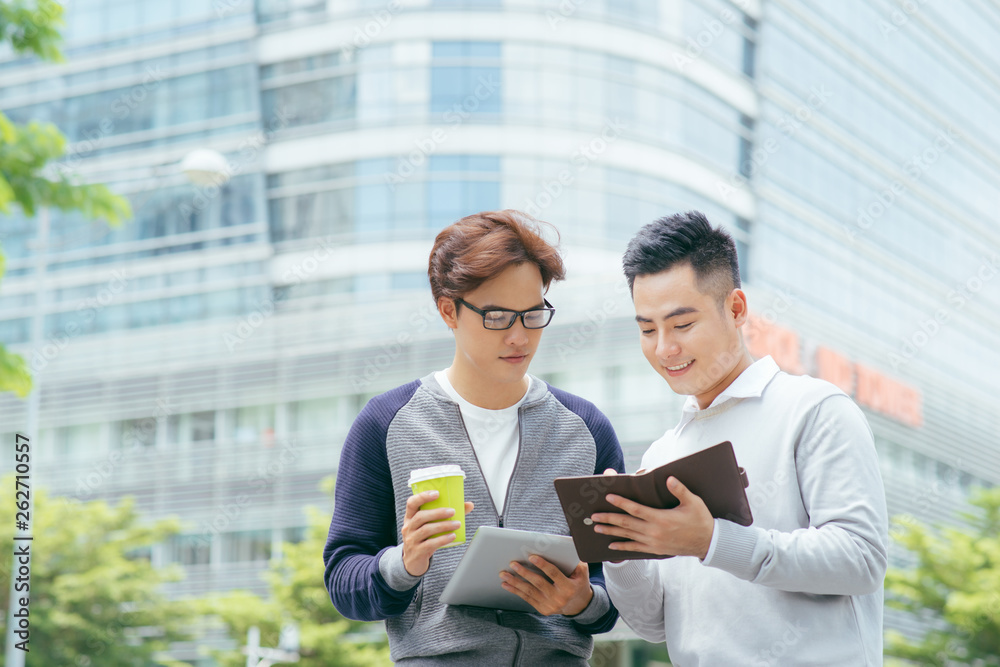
left=0, top=344, right=32, bottom=397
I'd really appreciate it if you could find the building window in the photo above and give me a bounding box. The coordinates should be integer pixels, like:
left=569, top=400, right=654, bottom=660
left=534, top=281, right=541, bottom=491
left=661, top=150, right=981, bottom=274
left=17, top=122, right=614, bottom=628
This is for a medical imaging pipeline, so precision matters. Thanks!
left=223, top=529, right=272, bottom=562
left=430, top=42, right=502, bottom=116
left=261, top=52, right=356, bottom=130
left=256, top=0, right=325, bottom=24
left=268, top=155, right=501, bottom=243
left=231, top=405, right=276, bottom=445
left=167, top=534, right=212, bottom=565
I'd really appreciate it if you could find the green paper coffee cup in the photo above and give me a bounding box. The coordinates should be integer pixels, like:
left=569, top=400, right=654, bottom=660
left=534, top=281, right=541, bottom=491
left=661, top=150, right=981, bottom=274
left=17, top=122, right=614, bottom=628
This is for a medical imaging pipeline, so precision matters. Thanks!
left=408, top=465, right=466, bottom=547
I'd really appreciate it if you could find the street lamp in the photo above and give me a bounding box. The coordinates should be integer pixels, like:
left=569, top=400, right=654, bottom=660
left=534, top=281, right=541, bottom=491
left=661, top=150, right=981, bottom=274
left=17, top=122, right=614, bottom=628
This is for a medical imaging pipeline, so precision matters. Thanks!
left=2, top=146, right=232, bottom=667
left=180, top=148, right=230, bottom=186
left=243, top=624, right=300, bottom=667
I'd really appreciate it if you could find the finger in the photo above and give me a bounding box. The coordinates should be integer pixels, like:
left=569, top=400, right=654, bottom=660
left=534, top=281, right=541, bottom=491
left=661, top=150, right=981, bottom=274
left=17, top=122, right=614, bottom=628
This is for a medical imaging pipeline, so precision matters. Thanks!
left=410, top=519, right=461, bottom=543
left=464, top=501, right=474, bottom=513
left=508, top=561, right=553, bottom=589
left=593, top=523, right=642, bottom=542
left=569, top=561, right=590, bottom=580
left=607, top=539, right=656, bottom=553
left=602, top=468, right=618, bottom=476
left=526, top=556, right=568, bottom=583
left=405, top=491, right=438, bottom=520
left=499, top=571, right=536, bottom=600
left=602, top=494, right=654, bottom=519
left=667, top=476, right=698, bottom=505
left=591, top=508, right=648, bottom=529
left=407, top=506, right=456, bottom=530
left=421, top=532, right=458, bottom=551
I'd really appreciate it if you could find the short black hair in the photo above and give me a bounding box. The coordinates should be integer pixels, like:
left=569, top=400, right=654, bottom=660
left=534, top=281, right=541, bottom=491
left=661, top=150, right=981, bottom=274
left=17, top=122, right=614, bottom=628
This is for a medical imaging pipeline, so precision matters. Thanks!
left=622, top=210, right=741, bottom=304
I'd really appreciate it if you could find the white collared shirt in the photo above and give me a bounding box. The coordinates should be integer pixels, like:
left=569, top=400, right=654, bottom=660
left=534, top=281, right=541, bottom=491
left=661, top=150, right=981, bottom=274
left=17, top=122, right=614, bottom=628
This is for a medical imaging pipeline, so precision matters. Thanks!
left=605, top=355, right=889, bottom=666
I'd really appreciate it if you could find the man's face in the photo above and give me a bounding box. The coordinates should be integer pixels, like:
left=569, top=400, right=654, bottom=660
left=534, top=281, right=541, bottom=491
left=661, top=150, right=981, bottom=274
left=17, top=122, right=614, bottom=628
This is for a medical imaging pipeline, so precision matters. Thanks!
left=447, top=262, right=547, bottom=389
left=632, top=263, right=747, bottom=406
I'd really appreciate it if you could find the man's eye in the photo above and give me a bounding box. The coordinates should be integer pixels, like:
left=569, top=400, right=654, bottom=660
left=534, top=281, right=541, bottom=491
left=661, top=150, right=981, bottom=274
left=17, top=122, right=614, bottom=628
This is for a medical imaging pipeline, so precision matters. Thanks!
left=640, top=329, right=654, bottom=335
left=676, top=323, right=692, bottom=330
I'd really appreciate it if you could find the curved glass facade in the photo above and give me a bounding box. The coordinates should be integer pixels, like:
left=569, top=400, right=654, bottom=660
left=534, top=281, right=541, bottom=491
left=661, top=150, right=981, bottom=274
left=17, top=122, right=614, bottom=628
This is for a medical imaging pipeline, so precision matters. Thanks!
left=1, top=0, right=998, bottom=660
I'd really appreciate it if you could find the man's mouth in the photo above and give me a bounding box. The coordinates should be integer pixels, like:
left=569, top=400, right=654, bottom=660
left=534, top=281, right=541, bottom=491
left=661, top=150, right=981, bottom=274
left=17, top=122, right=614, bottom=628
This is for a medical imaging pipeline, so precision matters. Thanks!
left=665, top=360, right=694, bottom=375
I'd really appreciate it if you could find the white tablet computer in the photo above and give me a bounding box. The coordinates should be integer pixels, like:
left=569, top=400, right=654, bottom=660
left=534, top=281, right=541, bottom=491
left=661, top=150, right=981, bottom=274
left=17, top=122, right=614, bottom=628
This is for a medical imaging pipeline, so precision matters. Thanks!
left=439, top=526, right=581, bottom=613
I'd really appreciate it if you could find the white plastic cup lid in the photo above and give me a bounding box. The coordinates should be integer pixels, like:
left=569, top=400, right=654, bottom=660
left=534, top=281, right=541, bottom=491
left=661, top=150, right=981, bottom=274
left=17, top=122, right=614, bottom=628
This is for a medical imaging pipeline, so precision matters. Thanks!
left=408, top=464, right=465, bottom=486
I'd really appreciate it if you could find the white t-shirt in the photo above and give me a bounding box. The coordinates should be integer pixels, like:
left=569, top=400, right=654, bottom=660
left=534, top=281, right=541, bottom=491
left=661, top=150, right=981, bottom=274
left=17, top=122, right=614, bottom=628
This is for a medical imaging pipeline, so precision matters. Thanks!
left=434, top=370, right=530, bottom=515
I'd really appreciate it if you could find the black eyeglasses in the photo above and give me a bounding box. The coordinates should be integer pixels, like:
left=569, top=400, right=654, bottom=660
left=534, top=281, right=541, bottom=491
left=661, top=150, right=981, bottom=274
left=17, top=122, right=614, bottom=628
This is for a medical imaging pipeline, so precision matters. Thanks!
left=455, top=298, right=556, bottom=330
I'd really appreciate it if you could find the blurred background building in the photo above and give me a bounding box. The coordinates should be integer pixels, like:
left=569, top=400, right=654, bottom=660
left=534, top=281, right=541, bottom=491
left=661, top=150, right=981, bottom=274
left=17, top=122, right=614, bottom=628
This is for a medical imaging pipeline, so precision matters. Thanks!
left=1, top=0, right=998, bottom=664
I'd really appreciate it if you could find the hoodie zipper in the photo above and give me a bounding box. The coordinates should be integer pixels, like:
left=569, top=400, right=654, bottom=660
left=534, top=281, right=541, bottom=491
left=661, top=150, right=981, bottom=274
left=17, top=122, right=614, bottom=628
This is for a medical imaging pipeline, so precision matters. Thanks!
left=452, top=402, right=527, bottom=528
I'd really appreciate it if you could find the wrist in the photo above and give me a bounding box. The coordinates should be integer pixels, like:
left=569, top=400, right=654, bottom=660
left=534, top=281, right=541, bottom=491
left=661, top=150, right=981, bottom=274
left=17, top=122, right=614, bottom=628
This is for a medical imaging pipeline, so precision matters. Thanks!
left=402, top=551, right=428, bottom=577
left=563, top=585, right=594, bottom=617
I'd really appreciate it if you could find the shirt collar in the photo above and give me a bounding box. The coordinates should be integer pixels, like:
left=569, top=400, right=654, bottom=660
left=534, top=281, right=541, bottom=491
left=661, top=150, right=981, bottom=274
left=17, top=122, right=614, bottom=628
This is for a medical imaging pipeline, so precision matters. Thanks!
left=680, top=355, right=781, bottom=415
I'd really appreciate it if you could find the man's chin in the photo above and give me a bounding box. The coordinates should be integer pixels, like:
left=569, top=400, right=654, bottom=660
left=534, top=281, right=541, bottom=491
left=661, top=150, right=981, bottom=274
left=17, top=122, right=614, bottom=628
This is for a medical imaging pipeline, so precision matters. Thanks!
left=661, top=374, right=693, bottom=396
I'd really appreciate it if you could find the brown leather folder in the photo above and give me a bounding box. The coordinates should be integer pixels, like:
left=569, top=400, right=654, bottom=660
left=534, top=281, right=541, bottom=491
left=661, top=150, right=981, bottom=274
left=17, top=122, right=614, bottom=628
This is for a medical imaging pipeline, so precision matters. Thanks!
left=554, top=441, right=753, bottom=562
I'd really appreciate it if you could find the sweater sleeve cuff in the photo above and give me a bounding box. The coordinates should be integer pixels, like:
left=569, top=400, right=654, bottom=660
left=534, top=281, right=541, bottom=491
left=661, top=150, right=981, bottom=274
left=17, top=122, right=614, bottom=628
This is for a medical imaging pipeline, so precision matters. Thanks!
left=604, top=559, right=652, bottom=589
left=699, top=518, right=721, bottom=564
left=701, top=519, right=761, bottom=580
left=378, top=545, right=422, bottom=592
left=567, top=582, right=610, bottom=624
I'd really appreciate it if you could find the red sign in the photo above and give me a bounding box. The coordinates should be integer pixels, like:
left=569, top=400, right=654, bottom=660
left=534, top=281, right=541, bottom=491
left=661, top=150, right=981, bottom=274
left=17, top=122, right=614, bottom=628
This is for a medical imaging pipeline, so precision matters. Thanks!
left=744, top=315, right=922, bottom=428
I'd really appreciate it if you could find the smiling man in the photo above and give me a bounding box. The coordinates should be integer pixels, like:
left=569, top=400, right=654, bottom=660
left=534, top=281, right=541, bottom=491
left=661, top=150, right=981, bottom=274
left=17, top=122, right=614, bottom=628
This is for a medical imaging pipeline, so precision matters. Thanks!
left=323, top=210, right=623, bottom=665
left=595, top=211, right=888, bottom=666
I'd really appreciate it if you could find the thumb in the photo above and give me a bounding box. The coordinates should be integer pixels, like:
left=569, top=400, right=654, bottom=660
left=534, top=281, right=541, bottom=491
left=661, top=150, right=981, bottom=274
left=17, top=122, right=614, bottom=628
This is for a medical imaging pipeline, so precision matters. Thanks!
left=667, top=476, right=694, bottom=504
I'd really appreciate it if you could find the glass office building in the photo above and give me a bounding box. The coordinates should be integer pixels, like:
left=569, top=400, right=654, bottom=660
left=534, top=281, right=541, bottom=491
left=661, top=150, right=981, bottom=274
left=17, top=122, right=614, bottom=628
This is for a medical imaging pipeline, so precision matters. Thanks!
left=1, top=0, right=998, bottom=662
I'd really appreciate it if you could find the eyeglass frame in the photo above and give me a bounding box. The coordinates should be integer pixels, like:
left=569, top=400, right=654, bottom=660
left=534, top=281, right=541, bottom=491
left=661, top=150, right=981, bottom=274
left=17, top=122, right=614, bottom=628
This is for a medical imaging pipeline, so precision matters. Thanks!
left=454, top=298, right=556, bottom=330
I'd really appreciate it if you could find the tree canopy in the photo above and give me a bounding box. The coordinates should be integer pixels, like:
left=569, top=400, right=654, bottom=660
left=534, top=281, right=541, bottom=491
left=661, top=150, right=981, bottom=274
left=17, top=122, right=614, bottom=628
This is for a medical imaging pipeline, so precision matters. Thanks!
left=885, top=487, right=1000, bottom=666
left=0, top=0, right=131, bottom=398
left=0, top=476, right=195, bottom=665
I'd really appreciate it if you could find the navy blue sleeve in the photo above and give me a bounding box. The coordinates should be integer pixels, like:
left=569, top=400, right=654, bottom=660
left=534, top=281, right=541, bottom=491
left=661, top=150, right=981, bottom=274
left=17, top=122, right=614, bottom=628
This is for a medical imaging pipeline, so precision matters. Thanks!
left=322, top=381, right=420, bottom=621
left=547, top=384, right=626, bottom=635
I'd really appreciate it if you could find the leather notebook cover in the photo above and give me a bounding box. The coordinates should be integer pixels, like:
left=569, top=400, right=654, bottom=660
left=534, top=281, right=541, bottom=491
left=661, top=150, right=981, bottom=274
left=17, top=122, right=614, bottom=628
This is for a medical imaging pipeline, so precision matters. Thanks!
left=554, top=441, right=753, bottom=562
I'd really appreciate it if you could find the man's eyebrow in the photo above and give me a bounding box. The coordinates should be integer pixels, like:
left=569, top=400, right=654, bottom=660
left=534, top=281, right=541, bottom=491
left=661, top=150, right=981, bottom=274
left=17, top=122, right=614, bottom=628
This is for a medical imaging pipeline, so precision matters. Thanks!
left=481, top=301, right=545, bottom=311
left=634, top=306, right=699, bottom=323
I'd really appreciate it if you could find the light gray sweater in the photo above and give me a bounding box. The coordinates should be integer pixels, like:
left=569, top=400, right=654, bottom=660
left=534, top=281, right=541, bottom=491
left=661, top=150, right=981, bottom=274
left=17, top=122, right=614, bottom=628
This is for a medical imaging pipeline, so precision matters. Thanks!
left=605, top=356, right=888, bottom=666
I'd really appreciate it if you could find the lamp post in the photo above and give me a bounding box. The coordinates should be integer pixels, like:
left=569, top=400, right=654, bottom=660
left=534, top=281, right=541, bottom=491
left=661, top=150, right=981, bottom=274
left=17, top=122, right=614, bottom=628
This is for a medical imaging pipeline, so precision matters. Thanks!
left=2, top=148, right=231, bottom=667
left=243, top=625, right=300, bottom=667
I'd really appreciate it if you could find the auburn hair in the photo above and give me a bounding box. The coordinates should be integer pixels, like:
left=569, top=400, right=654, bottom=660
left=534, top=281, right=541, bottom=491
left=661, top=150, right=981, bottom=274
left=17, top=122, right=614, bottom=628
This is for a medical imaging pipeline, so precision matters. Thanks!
left=428, top=209, right=566, bottom=303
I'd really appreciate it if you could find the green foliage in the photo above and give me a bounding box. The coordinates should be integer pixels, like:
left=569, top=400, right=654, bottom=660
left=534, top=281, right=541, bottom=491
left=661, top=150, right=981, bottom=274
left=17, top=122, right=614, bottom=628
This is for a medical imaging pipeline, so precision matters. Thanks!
left=0, top=0, right=64, bottom=62
left=0, top=113, right=131, bottom=223
left=0, top=0, right=132, bottom=398
left=197, top=481, right=390, bottom=666
left=0, top=476, right=197, bottom=666
left=885, top=487, right=1000, bottom=666
left=0, top=345, right=32, bottom=397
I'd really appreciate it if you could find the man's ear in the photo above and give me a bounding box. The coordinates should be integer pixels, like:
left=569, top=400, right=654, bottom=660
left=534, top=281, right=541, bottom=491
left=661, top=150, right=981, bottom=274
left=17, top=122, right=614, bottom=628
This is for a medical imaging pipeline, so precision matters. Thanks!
left=729, top=289, right=749, bottom=327
left=438, top=296, right=458, bottom=330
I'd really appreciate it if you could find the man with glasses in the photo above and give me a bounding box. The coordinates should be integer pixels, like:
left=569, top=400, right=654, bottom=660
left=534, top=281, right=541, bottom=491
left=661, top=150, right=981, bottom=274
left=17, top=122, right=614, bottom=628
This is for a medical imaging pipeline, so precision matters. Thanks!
left=323, top=210, right=624, bottom=665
